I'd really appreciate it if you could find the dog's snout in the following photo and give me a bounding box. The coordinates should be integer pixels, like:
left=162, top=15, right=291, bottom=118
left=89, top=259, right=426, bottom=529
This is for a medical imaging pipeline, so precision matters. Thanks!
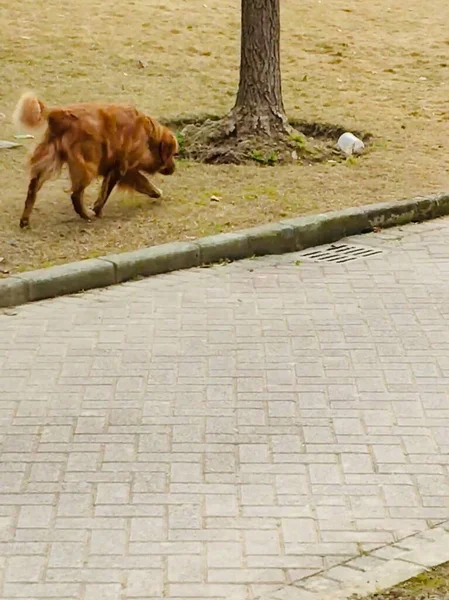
left=159, top=162, right=176, bottom=176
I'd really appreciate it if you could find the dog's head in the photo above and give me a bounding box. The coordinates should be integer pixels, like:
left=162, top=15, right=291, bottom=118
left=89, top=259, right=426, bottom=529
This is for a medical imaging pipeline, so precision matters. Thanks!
left=142, top=118, right=178, bottom=175
left=157, top=127, right=178, bottom=175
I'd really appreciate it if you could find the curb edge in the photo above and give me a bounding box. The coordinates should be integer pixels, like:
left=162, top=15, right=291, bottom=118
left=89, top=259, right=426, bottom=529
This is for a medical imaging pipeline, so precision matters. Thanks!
left=1, top=192, right=449, bottom=308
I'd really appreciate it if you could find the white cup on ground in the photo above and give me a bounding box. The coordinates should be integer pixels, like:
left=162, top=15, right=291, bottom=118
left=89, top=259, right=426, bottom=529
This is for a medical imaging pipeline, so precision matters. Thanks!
left=337, top=132, right=365, bottom=156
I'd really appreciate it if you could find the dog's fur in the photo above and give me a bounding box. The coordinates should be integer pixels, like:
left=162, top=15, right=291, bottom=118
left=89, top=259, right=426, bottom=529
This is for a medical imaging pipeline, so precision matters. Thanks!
left=13, top=92, right=178, bottom=227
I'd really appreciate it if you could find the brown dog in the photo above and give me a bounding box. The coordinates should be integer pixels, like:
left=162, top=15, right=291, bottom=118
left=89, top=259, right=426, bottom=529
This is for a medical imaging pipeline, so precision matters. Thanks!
left=13, top=92, right=178, bottom=228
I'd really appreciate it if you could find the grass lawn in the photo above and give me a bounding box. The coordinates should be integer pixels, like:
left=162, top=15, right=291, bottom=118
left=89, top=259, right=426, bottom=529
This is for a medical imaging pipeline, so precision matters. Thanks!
left=1, top=0, right=449, bottom=273
left=357, top=562, right=449, bottom=600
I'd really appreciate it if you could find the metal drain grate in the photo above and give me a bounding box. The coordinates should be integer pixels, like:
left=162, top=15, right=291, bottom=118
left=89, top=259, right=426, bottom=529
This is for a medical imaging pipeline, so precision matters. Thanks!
left=298, top=243, right=384, bottom=263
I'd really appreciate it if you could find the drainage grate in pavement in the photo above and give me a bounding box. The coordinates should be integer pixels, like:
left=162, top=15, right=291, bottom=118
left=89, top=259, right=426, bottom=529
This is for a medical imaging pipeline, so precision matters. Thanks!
left=298, top=243, right=384, bottom=263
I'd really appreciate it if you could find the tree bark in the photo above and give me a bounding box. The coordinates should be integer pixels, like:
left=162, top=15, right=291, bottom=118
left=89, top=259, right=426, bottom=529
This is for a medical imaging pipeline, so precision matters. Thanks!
left=232, top=0, right=290, bottom=137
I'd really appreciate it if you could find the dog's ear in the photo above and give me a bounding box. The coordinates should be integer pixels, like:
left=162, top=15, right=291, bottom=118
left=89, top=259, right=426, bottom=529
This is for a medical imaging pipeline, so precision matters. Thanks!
left=159, top=130, right=178, bottom=164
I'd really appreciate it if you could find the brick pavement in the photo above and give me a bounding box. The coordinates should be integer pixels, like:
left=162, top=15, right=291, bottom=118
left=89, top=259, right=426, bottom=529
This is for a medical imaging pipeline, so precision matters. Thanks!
left=1, top=218, right=449, bottom=599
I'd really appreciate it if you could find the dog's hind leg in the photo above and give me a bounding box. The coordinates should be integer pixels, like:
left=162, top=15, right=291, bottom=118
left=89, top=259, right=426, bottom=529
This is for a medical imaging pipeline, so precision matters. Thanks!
left=20, top=174, right=43, bottom=228
left=20, top=139, right=59, bottom=228
left=70, top=188, right=92, bottom=221
left=93, top=170, right=120, bottom=217
left=118, top=170, right=162, bottom=199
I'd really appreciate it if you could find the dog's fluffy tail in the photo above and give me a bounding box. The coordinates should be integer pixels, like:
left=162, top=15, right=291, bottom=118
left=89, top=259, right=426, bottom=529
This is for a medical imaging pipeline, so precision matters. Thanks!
left=13, top=92, right=48, bottom=130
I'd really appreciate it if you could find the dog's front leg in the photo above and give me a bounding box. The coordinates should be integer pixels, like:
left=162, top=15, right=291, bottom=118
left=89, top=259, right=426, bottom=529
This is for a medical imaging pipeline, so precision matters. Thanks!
left=119, top=170, right=162, bottom=199
left=93, top=170, right=121, bottom=217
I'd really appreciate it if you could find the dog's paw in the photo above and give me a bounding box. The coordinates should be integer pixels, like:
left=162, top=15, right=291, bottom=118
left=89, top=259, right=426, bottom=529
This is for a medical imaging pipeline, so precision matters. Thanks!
left=19, top=217, right=29, bottom=229
left=80, top=209, right=95, bottom=222
left=150, top=188, right=162, bottom=199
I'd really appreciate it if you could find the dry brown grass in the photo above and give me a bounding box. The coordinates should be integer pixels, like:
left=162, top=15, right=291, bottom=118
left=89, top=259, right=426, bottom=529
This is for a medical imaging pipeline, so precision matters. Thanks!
left=1, top=0, right=449, bottom=273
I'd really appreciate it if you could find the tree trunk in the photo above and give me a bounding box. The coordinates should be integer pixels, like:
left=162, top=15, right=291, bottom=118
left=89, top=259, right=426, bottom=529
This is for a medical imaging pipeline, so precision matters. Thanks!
left=232, top=0, right=290, bottom=137
left=180, top=0, right=295, bottom=162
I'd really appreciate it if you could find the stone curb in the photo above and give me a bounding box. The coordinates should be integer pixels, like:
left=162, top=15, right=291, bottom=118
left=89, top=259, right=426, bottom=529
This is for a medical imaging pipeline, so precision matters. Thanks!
left=1, top=191, right=449, bottom=308
left=255, top=520, right=449, bottom=600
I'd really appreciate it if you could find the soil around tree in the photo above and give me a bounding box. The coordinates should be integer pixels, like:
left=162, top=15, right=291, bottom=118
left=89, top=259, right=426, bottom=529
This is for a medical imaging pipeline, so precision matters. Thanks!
left=169, top=113, right=372, bottom=165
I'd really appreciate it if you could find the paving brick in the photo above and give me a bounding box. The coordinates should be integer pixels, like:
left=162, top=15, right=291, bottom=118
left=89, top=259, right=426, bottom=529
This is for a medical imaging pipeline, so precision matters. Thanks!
left=90, top=530, right=127, bottom=555
left=67, top=452, right=99, bottom=471
left=341, top=454, right=374, bottom=474
left=49, top=542, right=85, bottom=568
left=103, top=444, right=135, bottom=463
left=46, top=568, right=123, bottom=583
left=169, top=504, right=202, bottom=529
left=205, top=494, right=238, bottom=517
left=282, top=518, right=319, bottom=544
left=168, top=583, right=247, bottom=598
left=58, top=493, right=93, bottom=517
left=132, top=472, right=166, bottom=493
left=18, top=505, right=53, bottom=529
left=168, top=554, right=203, bottom=582
left=84, top=583, right=122, bottom=600
left=275, top=474, right=308, bottom=494
left=29, top=463, right=63, bottom=482
left=208, top=567, right=285, bottom=583
left=383, top=485, right=420, bottom=507
left=3, top=582, right=81, bottom=597
left=207, top=541, right=242, bottom=568
left=241, top=484, right=276, bottom=505
left=205, top=454, right=236, bottom=473
left=416, top=474, right=449, bottom=496
left=96, top=483, right=130, bottom=505
left=239, top=444, right=270, bottom=463
left=171, top=463, right=203, bottom=483
left=309, top=464, right=342, bottom=484
left=373, top=445, right=407, bottom=464
left=41, top=425, right=73, bottom=443
left=272, top=435, right=303, bottom=454
left=6, top=555, right=45, bottom=582
left=244, top=530, right=281, bottom=555
left=127, top=570, right=164, bottom=597
left=130, top=518, right=167, bottom=542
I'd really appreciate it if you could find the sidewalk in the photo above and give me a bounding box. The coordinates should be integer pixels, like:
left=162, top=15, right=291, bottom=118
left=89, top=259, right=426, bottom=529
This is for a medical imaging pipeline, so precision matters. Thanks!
left=1, top=218, right=449, bottom=600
